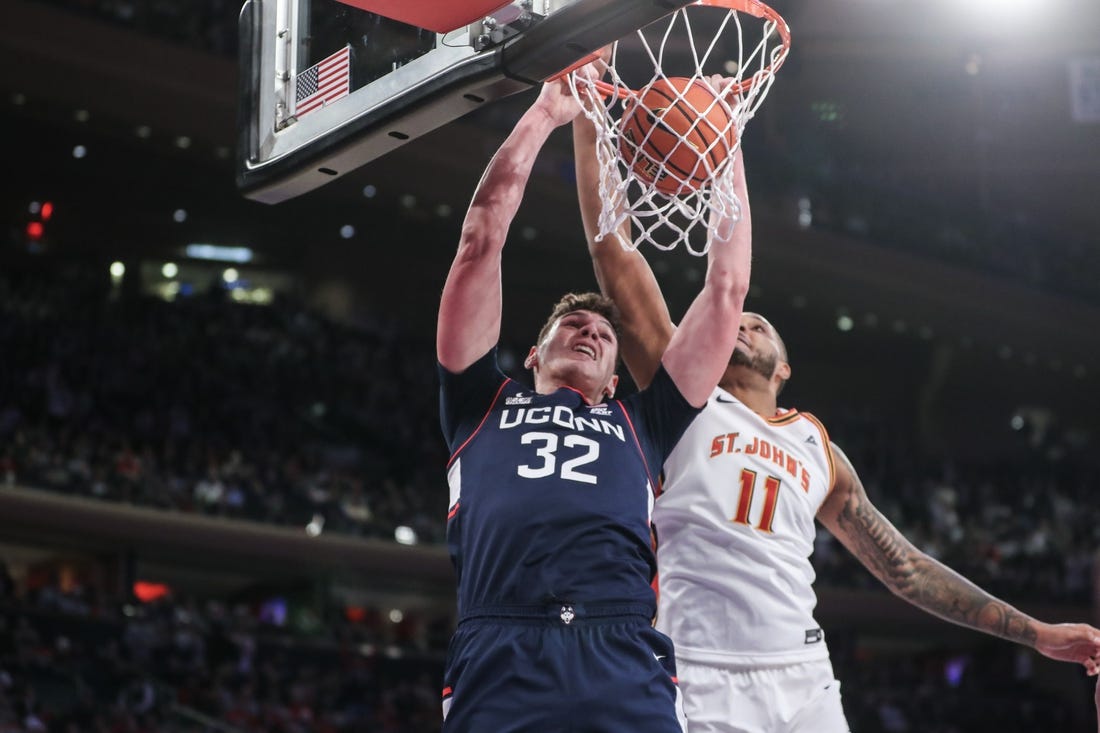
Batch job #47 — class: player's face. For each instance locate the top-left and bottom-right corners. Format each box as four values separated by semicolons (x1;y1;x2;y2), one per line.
731;312;784;380
534;310;619;398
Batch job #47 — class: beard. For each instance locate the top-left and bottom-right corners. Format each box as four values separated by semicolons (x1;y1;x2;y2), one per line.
730;347;777;381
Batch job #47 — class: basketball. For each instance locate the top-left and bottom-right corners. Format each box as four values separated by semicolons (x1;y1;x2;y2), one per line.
619;76;734;196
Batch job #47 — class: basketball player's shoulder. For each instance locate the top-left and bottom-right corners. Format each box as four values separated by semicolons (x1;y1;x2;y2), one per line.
780;407;837;486
769;406;832;452
775;405;829;432
794;409;831;440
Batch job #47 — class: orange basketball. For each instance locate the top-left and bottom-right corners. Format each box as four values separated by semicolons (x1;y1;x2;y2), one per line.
619;77;734;195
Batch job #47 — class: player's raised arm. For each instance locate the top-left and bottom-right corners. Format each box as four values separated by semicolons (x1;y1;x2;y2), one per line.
1095;676;1099;730
658;151;752;407
437;76;583;373
574;112;674;390
818;442;1100;669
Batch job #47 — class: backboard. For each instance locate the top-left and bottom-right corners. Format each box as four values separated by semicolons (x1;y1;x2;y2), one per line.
237;0;696;204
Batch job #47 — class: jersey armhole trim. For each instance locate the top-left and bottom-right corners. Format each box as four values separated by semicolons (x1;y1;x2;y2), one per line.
446;378;511;468
615;398;657;497
801;411;837;496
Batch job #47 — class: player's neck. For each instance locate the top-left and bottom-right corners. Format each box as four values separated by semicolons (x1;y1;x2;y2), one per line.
719;370;779;417
534;374;604;405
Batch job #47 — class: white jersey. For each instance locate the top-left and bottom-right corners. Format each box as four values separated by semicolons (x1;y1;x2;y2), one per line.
654;386;836;668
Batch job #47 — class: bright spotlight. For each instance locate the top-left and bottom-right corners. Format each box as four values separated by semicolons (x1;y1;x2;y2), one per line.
394;526;418;546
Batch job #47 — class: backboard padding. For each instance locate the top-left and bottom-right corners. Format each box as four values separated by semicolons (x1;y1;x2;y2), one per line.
333;0;513;35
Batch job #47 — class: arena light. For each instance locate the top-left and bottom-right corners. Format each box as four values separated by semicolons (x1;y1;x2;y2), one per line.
185;243;253;263
959;0;1044;30
133;581;171;602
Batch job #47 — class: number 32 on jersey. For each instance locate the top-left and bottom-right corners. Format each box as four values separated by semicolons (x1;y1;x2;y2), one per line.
517;431;600;484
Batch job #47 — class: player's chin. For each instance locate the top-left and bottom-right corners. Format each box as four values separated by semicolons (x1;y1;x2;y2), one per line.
729;346;751;366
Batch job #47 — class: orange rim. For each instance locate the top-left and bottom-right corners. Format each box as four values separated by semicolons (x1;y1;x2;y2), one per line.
562;0;790;101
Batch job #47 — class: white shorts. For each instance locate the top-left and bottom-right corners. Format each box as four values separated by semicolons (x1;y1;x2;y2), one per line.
677;656;850;733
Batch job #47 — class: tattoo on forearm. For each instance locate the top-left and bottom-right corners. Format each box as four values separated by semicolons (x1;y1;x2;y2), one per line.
835;488;1037;646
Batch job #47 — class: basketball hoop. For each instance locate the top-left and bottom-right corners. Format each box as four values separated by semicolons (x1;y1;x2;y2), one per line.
568;0;790;256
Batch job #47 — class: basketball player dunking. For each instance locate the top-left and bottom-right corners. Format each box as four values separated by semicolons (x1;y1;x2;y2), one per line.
574;108;1100;733
436;66;755;731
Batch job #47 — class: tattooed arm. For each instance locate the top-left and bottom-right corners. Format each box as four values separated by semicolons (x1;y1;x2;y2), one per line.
817;442;1100;669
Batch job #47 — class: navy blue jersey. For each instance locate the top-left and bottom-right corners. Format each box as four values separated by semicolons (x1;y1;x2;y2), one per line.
439;348;701;617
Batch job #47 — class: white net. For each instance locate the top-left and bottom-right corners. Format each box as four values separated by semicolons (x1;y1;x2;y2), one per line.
568;0;790;256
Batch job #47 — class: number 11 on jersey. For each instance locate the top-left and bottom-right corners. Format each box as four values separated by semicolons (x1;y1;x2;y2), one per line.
733;469;781;533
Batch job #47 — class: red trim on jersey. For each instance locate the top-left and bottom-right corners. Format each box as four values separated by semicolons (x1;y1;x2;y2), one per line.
447;378;512;469
614;398;657;496
447;502;460;520
766;408;802;425
561;384;597;404
671;676;678;684
441;686;453;698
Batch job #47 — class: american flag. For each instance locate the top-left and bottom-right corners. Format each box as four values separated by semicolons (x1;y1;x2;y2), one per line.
295;45;351;118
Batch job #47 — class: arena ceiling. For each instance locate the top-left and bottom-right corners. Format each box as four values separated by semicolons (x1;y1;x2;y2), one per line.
4;0;1100;457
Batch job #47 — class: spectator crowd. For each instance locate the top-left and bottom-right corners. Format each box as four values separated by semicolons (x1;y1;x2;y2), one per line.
0;257;1097;731
2;260;1096;604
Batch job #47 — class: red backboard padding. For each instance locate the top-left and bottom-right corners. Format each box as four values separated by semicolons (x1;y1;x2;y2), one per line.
335;0;509;34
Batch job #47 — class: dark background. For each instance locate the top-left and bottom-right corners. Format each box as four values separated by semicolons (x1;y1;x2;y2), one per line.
6;0;1100;465
2;0;1100;730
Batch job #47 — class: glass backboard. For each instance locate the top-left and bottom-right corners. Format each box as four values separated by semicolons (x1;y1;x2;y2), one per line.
237;0;696;203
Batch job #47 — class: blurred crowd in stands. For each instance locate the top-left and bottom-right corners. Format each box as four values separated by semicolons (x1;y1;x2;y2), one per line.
0;561;445;732
0;244;1095;731
2;261;1097;604
0;260;447;547
1;561;1096;732
813;457;1100;606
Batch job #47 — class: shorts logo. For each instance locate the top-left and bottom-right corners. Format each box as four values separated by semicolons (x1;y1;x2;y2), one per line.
805;628;823;644
560;605;575;625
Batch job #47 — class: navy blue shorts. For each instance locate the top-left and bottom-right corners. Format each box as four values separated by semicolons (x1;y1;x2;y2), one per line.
441;603;685;733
